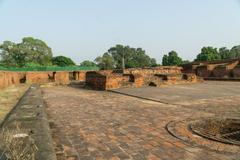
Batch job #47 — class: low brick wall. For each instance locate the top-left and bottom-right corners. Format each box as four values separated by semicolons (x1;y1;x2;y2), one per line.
86;67;199;90
55;72;70;84
77;71;87;82
212;66;231;78
0;85;57;160
233;66;240;78
183;59;240;79
26;72;51;84
0;71;21;89
124;67;182;75
86;72;107;90
196;66;211;77
0;71;89;89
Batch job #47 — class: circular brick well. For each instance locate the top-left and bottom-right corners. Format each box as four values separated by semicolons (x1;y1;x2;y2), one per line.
190;118;240;146
166;117;240;153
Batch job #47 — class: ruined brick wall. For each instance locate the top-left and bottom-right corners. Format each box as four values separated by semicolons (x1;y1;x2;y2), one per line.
183;73;199;82
55;72;70;85
77;71;87;82
233;66;240;78
124;67;182;75
209;61;238;78
196;66;211;77
0;71;21;89
0;70;87;89
227;61;239;70
105;74;125;90
86;67;199;90
183;59;240;78
212;66;230;78
98;67;183;90
133;74;144;87
26;72;51;84
86;72;107;90
25;71;70;85
124;67;183;85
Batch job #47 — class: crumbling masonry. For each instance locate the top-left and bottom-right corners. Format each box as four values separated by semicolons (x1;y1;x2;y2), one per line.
86;67;199;90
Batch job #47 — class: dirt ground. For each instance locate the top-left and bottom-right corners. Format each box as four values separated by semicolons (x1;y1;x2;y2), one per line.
42;81;240;160
0;85;29;124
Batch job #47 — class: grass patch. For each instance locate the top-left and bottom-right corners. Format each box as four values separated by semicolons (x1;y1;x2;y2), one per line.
0;125;37;160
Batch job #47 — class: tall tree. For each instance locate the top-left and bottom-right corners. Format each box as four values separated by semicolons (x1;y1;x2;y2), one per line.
95;53;115;70
52;56;75;66
219;47;231;60
108;45;130;69
0;37;53;67
229;45;240;59
162;51;183;66
0;41;25;66
195;47;221;61
106;44;156;69
19;37;52;65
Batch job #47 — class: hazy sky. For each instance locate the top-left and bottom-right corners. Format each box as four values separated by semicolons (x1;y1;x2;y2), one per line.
0;0;240;63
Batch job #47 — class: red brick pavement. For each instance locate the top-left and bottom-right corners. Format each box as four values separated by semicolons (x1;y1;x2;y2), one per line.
42;85;240;160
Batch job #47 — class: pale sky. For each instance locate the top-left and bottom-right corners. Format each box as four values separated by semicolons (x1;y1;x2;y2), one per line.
0;0;240;64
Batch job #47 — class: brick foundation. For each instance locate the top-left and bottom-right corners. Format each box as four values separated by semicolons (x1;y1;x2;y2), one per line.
86;67;199;90
0;71;21;89
183;59;240;79
212;66;231;78
0;70;88;89
233;66;240;78
26;72;51;84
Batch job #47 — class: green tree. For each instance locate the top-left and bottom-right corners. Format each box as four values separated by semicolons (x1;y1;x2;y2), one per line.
95;53;115;70
195;47;221;61
106;44;156;69
108;45;130;69
162;55;169;66
219;47;230;60
150;58;158;67
52;56;75;66
0;37;53;67
0;41;24;66
229;45;240;59
162;51;183;66
19;37;52;65
80;60;97;67
182;60;190;64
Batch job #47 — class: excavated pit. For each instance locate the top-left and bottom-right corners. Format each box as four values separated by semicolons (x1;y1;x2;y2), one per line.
189;118;240;146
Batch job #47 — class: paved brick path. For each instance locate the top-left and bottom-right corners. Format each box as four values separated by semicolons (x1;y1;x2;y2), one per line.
42;82;240;160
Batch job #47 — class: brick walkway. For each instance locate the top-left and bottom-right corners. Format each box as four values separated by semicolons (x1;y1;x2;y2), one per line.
42;82;240;160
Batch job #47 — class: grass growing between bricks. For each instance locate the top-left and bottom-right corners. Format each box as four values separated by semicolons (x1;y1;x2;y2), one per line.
0;126;38;160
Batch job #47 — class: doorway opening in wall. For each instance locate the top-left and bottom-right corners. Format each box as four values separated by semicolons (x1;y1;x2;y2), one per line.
11;77;14;84
48;72;56;82
182;74;188;80
229;71;234;78
129;75;135;82
149;82;157;87
20;76;26;83
69;72;77;81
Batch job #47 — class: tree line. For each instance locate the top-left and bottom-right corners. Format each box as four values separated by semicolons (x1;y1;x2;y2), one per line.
0;37;240;69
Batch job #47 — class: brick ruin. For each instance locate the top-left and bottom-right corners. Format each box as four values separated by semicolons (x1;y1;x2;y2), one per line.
86;67;199;90
182;59;240;79
0;71;87;89
0;67;201;90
